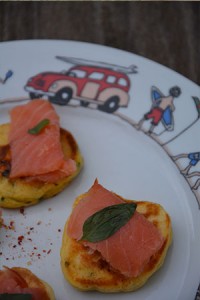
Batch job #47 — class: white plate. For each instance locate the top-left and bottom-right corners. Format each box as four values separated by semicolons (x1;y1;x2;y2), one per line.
0;40;200;300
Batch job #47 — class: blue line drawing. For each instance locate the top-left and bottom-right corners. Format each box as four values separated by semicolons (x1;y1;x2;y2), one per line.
0;70;13;84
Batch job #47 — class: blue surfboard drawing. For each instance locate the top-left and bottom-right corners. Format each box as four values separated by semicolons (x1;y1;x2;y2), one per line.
4;70;13;83
151;86;174;131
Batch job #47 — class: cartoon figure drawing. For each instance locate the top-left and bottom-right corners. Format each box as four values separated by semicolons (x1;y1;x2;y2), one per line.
136;86;181;134
173;152;200;175
162;97;200;146
173;151;200;192
0;70;13;84
24;56;137;113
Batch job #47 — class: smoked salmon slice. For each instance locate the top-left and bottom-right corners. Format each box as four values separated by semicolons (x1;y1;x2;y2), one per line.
67;180;164;278
8;99;76;182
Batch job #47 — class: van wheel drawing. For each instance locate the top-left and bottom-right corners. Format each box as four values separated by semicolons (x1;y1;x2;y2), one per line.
80;101;89;107
98;96;120;113
49;88;72;105
30;92;43;99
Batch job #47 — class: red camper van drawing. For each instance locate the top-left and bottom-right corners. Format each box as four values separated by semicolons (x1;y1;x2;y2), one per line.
25;56;137;113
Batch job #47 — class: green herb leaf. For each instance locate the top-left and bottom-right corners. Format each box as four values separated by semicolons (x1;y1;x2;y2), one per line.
0;294;32;300
80;202;137;242
28;119;50;135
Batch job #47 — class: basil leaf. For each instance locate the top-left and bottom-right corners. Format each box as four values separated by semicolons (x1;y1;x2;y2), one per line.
0;295;32;300
28;119;50;135
80;202;137;242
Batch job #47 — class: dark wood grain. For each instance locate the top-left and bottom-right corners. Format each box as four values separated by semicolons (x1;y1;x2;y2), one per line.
0;1;199;85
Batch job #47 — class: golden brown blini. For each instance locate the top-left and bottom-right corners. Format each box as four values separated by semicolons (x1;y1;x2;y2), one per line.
61;183;172;292
0;124;83;208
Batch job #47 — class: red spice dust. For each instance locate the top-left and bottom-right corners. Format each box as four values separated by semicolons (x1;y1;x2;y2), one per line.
8;221;15;230
1;208;54;263
19;208;25;215
17;235;24;245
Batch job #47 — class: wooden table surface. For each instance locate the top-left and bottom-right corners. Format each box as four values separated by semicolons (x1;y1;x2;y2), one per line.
0;1;199;85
